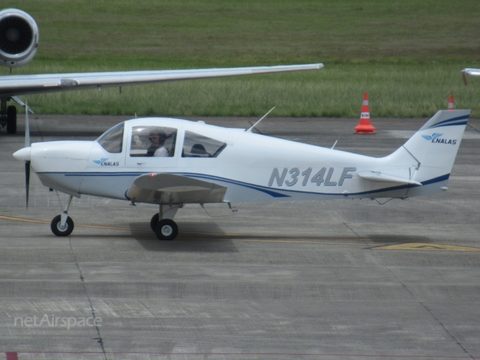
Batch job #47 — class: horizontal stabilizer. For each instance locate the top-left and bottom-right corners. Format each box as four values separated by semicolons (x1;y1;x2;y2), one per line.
358;171;422;186
126;173;226;204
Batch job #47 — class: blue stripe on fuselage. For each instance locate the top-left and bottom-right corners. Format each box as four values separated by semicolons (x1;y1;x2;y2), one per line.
36;171;449;198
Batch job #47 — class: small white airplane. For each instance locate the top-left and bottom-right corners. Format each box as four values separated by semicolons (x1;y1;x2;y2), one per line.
0;8;322;133
13;108;470;240
462;68;480;85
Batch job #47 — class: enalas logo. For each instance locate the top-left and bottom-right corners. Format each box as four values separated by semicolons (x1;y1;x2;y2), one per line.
93;158;119;166
422;133;457;145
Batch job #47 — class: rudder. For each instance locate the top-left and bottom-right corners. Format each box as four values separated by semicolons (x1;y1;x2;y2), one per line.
388;109;470;196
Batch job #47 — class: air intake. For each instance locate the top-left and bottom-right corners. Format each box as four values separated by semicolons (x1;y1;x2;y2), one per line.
0;15;33;54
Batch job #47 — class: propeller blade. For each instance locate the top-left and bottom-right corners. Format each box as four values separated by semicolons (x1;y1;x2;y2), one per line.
25;101;30;147
25;161;30;208
24;101;31;208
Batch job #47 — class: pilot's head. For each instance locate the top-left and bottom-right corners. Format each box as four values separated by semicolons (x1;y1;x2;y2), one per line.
149;129;167;144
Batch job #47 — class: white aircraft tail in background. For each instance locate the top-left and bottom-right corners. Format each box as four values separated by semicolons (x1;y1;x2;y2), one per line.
462;68;480;85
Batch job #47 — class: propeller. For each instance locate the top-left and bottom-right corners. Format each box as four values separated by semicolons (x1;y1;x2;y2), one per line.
24;101;31;208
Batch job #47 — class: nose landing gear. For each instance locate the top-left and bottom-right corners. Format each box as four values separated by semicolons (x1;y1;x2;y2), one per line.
51;214;74;236
50;195;74;237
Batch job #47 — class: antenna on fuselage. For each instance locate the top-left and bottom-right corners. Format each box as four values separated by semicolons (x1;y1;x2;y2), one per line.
245;106;275;133
331;119;353;150
331;123;352;150
331;130;346;150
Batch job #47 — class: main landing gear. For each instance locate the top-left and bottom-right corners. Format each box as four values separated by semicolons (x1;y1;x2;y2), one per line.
150;204;182;241
1;98;17;134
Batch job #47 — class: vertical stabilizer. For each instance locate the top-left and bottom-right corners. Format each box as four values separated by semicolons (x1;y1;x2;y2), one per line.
388;110;470;196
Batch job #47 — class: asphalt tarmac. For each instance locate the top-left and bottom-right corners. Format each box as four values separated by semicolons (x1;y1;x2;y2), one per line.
1;114;479;360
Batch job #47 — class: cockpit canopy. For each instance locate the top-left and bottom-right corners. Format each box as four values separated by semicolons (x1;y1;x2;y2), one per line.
97;120;227;158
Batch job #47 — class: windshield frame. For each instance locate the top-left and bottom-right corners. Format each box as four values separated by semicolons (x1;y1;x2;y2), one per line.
97;122;125;153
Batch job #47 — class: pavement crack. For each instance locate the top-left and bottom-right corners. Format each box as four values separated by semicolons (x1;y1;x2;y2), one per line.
334;211;369;246
467;123;480;133
69;237;108;360
371;250;474;360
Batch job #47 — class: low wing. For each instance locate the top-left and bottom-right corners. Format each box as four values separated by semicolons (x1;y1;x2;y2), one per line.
126;173;227;205
0;63;323;97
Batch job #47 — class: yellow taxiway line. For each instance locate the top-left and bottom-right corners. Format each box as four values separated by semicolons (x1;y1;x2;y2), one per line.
2;215;480;251
374;243;480;252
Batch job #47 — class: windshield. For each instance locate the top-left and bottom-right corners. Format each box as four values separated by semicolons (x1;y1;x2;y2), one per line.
97;122;124;153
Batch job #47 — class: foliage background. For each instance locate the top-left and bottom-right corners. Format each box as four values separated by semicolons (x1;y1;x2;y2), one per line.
2;0;480;117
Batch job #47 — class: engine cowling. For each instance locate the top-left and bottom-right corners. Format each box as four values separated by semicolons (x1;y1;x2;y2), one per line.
0;8;39;68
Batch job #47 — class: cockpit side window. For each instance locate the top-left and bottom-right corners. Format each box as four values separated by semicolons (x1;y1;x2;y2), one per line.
182;131;226;158
97;122;124;153
130;126;177;157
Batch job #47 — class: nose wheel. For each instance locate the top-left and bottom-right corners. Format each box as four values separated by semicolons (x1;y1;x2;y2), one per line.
51;214;74;236
50;195;75;237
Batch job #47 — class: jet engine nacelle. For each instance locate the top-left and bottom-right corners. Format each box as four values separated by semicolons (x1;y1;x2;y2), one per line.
0;9;39;69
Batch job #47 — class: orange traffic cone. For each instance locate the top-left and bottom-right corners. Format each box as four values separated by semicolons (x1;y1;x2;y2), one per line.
355;92;376;134
448;94;454;110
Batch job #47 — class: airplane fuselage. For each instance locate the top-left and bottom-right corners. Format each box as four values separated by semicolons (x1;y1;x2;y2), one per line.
14;110;469;240
26;117;450;204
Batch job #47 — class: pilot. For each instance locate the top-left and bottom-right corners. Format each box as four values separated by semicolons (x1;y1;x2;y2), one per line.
147;129;169;157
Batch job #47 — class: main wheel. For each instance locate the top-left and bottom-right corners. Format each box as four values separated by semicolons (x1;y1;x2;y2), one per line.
150;213;160;231
154;219;178;241
6;105;17;134
51;214;74;236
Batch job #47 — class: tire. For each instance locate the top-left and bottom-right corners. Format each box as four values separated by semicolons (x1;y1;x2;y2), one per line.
154;219;178;241
150;213;160;231
6;105;17;134
51;214;74;237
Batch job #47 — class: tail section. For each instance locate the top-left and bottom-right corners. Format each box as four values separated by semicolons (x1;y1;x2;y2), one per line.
388;109;470;196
